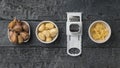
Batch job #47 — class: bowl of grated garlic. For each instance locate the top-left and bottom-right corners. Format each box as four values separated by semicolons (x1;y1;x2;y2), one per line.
88;20;111;43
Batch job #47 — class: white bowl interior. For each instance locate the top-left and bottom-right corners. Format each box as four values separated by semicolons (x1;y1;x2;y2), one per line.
88;20;111;43
36;21;59;44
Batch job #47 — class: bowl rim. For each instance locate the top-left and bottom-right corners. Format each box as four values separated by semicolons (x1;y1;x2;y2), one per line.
8;21;30;43
35;21;59;44
88;20;111;43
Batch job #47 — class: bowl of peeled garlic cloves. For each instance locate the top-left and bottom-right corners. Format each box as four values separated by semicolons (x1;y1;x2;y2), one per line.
36;21;59;44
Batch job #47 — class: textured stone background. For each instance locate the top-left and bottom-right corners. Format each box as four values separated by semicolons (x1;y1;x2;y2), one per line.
0;0;120;68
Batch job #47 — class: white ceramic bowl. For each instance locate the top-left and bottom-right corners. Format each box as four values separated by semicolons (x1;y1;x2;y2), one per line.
88;20;111;43
36;21;59;44
8;21;30;43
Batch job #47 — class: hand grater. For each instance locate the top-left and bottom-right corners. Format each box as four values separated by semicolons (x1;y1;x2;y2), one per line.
66;12;82;56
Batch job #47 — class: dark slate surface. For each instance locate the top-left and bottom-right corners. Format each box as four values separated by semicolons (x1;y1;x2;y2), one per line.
0;0;120;68
0;47;120;68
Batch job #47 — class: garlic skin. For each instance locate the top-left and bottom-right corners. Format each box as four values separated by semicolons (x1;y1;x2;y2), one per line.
13;23;22;32
22;23;29;32
9;31;14;38
20;32;29;41
18;35;24;44
10;31;18;44
8;18;17;30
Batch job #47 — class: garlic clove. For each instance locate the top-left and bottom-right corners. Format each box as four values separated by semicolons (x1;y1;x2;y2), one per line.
38;24;45;32
18;35;24;44
10;31;18;44
49;28;58;37
42;30;50;38
20;32;29;41
45;23;54;29
38;33;45;41
46;37;52;42
22;23;29;32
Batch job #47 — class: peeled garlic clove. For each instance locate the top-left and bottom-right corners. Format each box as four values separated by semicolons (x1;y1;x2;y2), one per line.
49;28;58;37
46;37;52;42
20;32;29;41
22;23;29;32
42;30;50;37
38;33;45;41
38;24;45;32
45;23;54;29
50;33;57;38
18;35;24;44
10;32;18;44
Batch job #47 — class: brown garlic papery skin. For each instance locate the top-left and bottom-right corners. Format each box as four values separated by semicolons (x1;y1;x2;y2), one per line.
22;23;29;32
10;31;18;44
18;35;24;44
8;21;16;30
20;32;29;41
13;22;22;32
9;31;14;38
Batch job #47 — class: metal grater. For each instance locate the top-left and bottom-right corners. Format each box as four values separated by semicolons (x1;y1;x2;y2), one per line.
66;12;82;56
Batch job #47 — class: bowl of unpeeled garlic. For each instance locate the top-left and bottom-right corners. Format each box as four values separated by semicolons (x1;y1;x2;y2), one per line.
8;18;30;44
36;21;59;44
